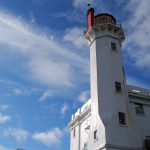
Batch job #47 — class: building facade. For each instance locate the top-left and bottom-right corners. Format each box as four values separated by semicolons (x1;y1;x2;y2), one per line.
68;8;150;150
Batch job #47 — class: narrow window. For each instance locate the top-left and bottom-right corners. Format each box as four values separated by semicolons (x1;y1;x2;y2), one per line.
135;103;144;115
118;112;126;125
94;130;97;140
83;142;88;150
115;81;122;93
73;128;76;137
111;42;117;51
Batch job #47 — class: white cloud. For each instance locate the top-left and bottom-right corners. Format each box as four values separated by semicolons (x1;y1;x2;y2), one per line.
124;0;150;72
64;27;87;49
12;87;36;96
60;104;69;115
0;10;89;89
0;79;20;87
0;145;7;150
38;90;53;101
32;128;63;146
13;88;23;95
3;128;29;141
0;145;13;150
29;11;36;23
78;90;90;103
28;57;73;87
0;104;10;111
0;113;11;124
63;126;70;135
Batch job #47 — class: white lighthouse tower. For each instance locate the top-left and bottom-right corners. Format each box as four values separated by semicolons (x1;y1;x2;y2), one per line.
69;7;150;150
84;7;139;150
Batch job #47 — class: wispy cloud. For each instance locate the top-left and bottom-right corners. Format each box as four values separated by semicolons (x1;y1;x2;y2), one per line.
13;88;23;95
32;128;64;147
0;113;11;124
9;87;37;96
3;128;29;142
0;144;13;150
60;104;69;116
124;0;150;72
0;104;10;111
29;11;36;23
38;90;53;101
28;57;73;87
78;90;90;103
64;27;87;49
0;9;89;90
0;79;20;87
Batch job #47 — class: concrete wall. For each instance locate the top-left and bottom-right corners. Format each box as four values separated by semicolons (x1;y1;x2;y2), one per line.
70;124;80;150
69;100;92;150
80;116;91;150
70;115;92;150
69;85;150;150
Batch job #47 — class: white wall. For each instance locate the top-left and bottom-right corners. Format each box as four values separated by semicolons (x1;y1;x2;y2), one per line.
70;13;150;150
70;124;80;150
85;23;141;149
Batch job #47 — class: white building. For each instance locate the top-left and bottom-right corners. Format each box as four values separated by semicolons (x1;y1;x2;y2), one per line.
68;8;150;150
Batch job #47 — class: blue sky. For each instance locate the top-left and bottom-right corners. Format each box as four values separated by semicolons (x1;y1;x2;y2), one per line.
0;0;150;150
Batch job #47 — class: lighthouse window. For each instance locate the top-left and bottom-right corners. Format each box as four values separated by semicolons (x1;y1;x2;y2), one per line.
94;130;98;141
118;112;126;125
115;81;122;93
111;42;117;51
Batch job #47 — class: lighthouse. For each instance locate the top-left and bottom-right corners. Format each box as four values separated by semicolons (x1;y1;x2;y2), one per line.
69;7;150;150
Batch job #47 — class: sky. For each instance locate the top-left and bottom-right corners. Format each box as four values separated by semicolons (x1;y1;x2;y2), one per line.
0;0;150;150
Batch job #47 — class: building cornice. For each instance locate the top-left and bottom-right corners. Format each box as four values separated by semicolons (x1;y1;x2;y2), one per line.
84;23;125;45
68;105;91;129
